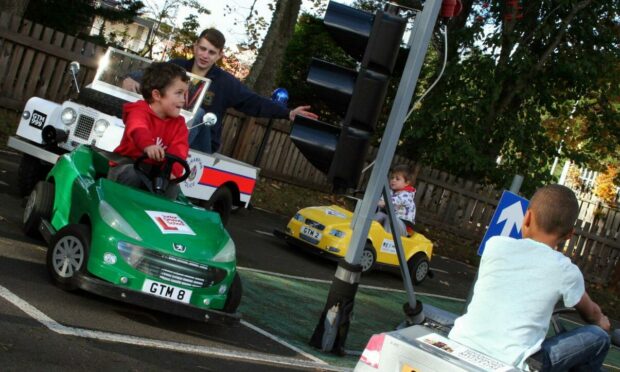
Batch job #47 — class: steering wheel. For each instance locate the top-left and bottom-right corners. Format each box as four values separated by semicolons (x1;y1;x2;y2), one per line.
133;153;191;195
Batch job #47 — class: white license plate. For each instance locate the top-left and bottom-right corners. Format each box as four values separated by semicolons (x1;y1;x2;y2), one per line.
141;279;192;304
301;226;322;240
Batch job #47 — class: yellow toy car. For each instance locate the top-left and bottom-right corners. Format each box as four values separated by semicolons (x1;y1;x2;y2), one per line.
275;205;433;284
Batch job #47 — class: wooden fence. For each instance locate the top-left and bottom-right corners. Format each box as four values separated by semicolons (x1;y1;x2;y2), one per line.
0;12;105;111
1;11;618;286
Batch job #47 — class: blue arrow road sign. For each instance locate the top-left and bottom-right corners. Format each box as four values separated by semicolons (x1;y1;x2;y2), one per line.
478;191;529;256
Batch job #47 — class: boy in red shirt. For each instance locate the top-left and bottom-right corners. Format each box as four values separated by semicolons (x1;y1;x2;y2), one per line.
108;62;190;199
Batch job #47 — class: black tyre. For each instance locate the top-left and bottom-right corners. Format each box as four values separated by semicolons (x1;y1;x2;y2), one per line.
47;224;90;291
23;181;55;238
202;187;233;226
76;87;127;118
18;154;51;197
408;253;430;285
223;272;242;313
360;243;377;273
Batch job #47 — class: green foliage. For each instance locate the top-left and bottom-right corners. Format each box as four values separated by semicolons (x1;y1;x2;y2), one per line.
399;0;620;194
278;1;619;195
139;0;209;58
276;13;357;123
167;14;200;59
25;0;143;42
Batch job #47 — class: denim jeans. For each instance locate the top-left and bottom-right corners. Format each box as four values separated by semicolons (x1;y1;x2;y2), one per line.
536;325;610;371
187;107;213;154
108;163;180;200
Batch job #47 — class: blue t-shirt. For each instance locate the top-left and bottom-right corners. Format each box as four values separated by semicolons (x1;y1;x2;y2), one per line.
449;236;584;368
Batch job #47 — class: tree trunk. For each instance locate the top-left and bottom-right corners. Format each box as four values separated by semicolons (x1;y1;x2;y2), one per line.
0;0;29;16
245;0;302;96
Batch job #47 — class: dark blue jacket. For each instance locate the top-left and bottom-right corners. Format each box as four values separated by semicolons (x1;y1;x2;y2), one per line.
169;58;290;152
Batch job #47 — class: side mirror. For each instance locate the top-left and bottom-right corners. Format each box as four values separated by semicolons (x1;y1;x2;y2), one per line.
203;112;217;127
69;61;80;75
68;61;81;94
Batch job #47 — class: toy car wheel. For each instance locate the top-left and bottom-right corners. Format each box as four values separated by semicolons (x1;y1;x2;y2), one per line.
47;224;90;291
23;181;55;238
223;272;243;313
18;154;51;197
203;187;233;226
408;253;430;285
360;243;376;273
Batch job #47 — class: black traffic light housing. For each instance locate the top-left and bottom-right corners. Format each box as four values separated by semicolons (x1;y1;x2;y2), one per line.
290;1;407;193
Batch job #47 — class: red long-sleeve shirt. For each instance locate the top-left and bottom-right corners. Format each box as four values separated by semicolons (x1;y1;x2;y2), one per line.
113;100;189;177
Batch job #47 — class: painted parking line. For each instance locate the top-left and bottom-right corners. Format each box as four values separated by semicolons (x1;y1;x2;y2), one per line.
237;266;465;302
254;229;275;237
0;285;346;371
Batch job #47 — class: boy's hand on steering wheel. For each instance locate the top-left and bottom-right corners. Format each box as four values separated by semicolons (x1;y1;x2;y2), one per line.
144;144;165;162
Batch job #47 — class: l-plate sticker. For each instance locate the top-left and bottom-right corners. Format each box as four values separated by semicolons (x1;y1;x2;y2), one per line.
146;211;196;235
29;110;47;129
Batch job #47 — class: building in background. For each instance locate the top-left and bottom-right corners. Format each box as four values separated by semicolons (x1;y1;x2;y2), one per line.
90;0;170;59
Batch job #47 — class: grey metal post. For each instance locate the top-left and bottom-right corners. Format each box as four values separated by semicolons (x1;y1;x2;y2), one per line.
509;174;523;194
382;182;419;313
311;0;444;352
345;0;443;266
345;1;443;275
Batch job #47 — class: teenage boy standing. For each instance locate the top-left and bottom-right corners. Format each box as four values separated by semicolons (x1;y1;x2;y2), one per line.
123;28;318;154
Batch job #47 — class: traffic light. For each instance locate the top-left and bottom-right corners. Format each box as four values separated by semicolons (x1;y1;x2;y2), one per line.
291;1;407;192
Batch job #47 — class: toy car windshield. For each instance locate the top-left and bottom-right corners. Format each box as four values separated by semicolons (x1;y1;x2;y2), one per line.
89;48;211;123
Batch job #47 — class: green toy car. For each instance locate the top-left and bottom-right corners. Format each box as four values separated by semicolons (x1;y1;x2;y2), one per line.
23;145;241;322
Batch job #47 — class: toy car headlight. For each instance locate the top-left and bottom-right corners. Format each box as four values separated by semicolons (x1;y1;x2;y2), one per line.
117;241;146;267
61;107;77;125
212;238;235;263
329;229;345;238
99;200;142;241
93;119;109;136
22;111;31;120
293;213;304;222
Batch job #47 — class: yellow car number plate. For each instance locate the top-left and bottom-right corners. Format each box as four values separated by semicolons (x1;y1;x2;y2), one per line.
301;225;322;241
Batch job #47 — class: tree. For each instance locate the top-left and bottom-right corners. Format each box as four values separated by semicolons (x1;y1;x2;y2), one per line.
139;0;209;58
399;0;620;193
595;166;619;207
166;14;200;59
24;0;143;41
276;13;357;120
242;0;302;96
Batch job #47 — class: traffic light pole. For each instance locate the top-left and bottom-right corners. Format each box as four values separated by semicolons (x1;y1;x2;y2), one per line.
310;0;445;354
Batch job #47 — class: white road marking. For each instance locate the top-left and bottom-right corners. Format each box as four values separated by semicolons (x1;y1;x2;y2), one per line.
237;266;466;302
0;285;345;371
241;320;326;364
254;229;275;237
431;267;449;274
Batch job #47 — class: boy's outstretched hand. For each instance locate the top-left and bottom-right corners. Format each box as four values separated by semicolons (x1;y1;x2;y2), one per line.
144;144;165;162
